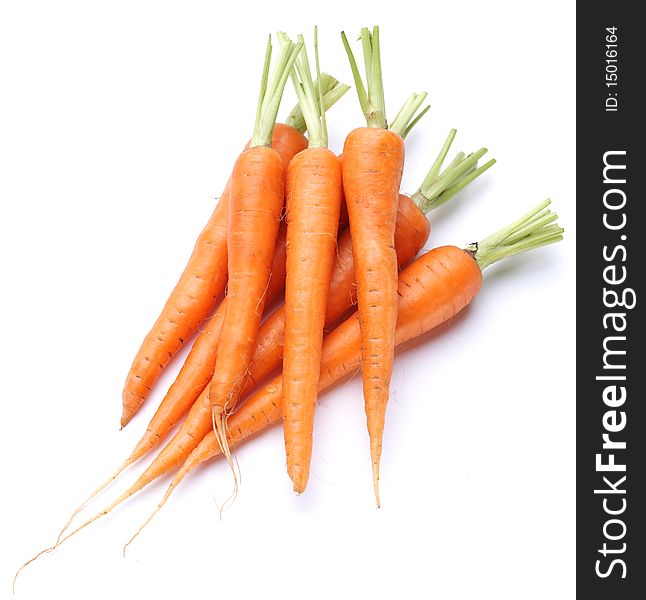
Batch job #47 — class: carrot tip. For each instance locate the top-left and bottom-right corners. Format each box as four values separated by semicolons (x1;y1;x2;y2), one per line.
120;410;132;428
212;411;240;514
371;459;381;508
55;456;135;544
292;482;305;495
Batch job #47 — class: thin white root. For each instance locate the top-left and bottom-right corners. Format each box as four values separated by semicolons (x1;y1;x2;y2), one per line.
15;504;111;591
56;457;134;543
212;409;240;518
14;487;135;591
370;447;381;509
123;493;167;556
122;461;195;556
372;463;381;509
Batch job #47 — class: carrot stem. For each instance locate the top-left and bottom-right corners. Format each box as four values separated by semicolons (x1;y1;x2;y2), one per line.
284;74;350;133
419;149;490;210
366;27;386;128
389;92;429;138
400;104;430;139
423;128;457;182
282;30;328;148
411;130;496;214
341;26;390;129
340;31;368;116
472;199;564;269
314;27;327;144
430;158;496;210
251;35;303;147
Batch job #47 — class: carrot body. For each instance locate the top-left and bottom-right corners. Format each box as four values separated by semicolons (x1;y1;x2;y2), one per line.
342;127;405;501
121;124;307;427
129;226;288;462
283;147;343;492
128;194;430;488
129;170;347;462
209;145;285;436
249;193;429;392
180;246;482;481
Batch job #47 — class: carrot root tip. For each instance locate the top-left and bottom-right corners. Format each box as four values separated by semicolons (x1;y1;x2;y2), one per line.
55;457;135;543
212;411;240;516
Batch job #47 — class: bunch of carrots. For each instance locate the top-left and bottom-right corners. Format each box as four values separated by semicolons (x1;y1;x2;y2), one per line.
16;26;563;580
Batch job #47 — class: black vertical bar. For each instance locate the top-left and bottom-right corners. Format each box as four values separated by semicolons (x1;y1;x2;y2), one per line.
577;3;644;598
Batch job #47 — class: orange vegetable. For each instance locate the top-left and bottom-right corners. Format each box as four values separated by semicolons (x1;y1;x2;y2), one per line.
121;135;492;509
120;126;306;428
138;200;562;528
119;71;349;428
341;26;428;504
280;31;344;492
126;76;350;461
72;136;493;524
208;36;302;480
25;199;558;565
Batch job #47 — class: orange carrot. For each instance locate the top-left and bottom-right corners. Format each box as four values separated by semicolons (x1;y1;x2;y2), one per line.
123;135;492;502
51;66;354;554
119;72;349;428
279;31;344;492
123;200;563;533
126;77;350;462
120;128;303;429
15;155;508;574
53;132;301;544
208;36;302;481
94;136;492;517
16;200;561;572
130;225;287;463
341;26;429;504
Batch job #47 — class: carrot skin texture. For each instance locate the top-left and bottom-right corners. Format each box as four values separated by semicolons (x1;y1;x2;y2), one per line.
129;226;288;462
121;124;306;427
209;145;285;421
342;127;405;498
121;193;227;428
186;246;483;474
249;193;429;393
283;147;343;492
131;159;344;457
135;194;430;483
67;248;480;548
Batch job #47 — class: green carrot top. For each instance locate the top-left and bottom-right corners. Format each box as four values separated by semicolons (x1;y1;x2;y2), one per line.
284;73;350;134
251;35;303;148
280;28;341;148
411;129;496;214
341;26;428;137
469;199;565;270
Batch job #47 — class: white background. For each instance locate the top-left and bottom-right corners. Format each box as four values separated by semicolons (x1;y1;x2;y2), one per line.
1;1;576;598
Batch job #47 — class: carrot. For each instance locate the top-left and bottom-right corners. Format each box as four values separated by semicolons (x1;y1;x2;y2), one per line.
129;77;350;464
248;140;494;391
278;31;344;493
124;133;492;502
120;125;304;429
141;133;490;491
88;135;493;519
50;63;352;554
122;199;563;536
124;83;351;458
14;149;504;575
119;68;348;428
341;26;430;504
208;35;302;487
